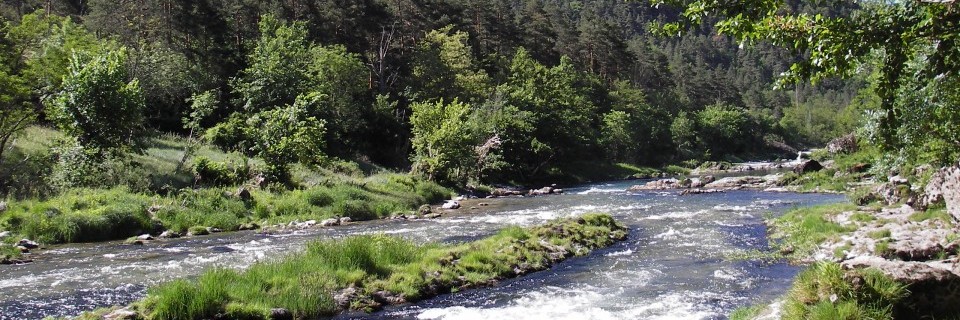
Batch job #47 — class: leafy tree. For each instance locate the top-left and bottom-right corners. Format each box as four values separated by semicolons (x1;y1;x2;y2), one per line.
0;24;31;167
409;26;491;103
600;110;634;162
409;98;475;183
245;94;327;181
7;10;103;98
49;48;146;151
696;103;752;157
232;15;311;111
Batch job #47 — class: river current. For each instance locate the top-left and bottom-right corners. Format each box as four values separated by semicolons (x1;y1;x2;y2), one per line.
0;179;844;319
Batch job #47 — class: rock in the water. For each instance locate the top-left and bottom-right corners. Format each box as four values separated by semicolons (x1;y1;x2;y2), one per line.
158;230;181;239
418;204;433;215
102;307;139;320
679;188;725;196
372;290;406;304
238;222;259;231
529;186;554;195
129;240;144;246
628;178;680;191
270;308;293;320
793;159;823;174
441;201;461;210
136;234;154;241
423;213;442;219
17;239;39;249
205;227;222;233
553;188;563;194
827;133;858;154
338;217;352;224
16;245;29;253
321;218;340;227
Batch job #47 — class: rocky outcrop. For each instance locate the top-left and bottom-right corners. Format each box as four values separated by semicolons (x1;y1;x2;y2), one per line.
843;256;960;317
915;164;960;220
628;174;782;192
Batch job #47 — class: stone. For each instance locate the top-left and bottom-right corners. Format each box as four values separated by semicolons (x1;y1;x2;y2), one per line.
136;234;154;241
235;187;252;201
339;217;353;224
827;133;858;154
205;227;222;233
17;239;39;249
371;290;406;305
102;307;139;320
0;201;7;213
849;162;871;173
553;188;563;194
16;246;29;253
628;178;680;191
918;165;960;220
158;230;181;239
302;220;317;227
418;204;433;215
529;186;554;195
441;201;461;210
334;287;359;309
843;256;960;316
270;308;293;320
238;222;259;231
0;231;10;240
321;218;340;227
129;240;144;246
793;159;823;174
424;213;442;219
479;202;489;206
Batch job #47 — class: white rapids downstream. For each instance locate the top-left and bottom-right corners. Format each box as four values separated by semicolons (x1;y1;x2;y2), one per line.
0;179;844;319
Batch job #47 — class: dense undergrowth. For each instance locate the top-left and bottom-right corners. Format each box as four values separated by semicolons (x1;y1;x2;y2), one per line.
85;214;627;320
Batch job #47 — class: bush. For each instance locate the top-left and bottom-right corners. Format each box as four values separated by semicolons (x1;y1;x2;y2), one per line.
155;188;249;232
193;156;255;187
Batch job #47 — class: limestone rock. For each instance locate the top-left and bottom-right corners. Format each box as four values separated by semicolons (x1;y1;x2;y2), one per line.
338;217;352;224
827;133;858;154
17;239;39;249
423;213;442;219
441;201;461;210
320;218;340;227
102;307;140;320
158;230;181;239
136;234;154;241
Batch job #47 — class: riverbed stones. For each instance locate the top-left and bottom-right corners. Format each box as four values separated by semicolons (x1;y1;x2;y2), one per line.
158;230;181;239
102;307;139;320
441;201;461;209
339;217;352;224
270;308;293;320
320;218;340;227
423;213;442;219
17;239;39;249
136;234;154;241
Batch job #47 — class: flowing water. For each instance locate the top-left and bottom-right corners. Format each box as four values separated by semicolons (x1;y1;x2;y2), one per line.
0;180;844;320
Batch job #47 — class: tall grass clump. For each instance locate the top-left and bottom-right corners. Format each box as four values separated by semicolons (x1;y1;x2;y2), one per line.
781;262;907;320
154;188;250;232
0;187;156;243
141;214;627;319
769;203;857;258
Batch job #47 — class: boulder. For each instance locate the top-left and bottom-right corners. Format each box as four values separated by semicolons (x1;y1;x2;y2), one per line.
17;239;39;249
918;165;960;220
529;187;554;195
553;188;564;194
441;201;461;210
16;245;29;253
334;287;359;309
158;230;181;239
793;159;823;174
320;218;340;227
102;307;139;320
827;133;858;154
235;187;252;201
875;182;912;206
270;308;293;320
418;204;433;215
843;256;960;316
338;217;352;224
136;234;154;241
628;178;680;191
238;222;259;231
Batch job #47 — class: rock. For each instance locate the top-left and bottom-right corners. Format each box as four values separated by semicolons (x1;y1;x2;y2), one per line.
889;175;909;185
16;245;29;253
628;178;680;191
0;201;7;213
529;186;554;195
0;231;10;240
269;308;293;320
917;164;960;220
441;201;461;210
679;188;725;196
205;227;222;233
703;176;766;189
235;187;252;201
302;220;317;227
17;239;39;249
320;218;340;227
843;256;960;316
875;182;912;206
238;222;259;231
849;162;871;173
491;188;524;197
158;230;181;239
129;240;144;246
423;213;442;219
136;234;154;241
334;287;359;309
793;159;823;174
553;188;563;194
338;217;352;224
478;202;489;206
372;290;406;305
827;133;858;154
418;204;433;215
102;307;139;320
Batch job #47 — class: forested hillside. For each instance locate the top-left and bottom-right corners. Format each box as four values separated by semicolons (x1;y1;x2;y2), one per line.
0;0;862;191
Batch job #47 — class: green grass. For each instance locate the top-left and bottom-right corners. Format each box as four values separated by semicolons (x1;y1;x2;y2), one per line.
908;208;954;226
868;229;891;239
769;203;858;259
849;212;876;223
138;214;628;319
781;262;907;320
729;304;765;320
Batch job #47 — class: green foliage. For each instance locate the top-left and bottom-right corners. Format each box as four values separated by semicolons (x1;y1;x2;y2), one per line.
192;156;253;187
245;96;326;181
141;214;627;319
781;262;906;320
232;15;312;111
49;48;145;151
769;203;857;258
0;187;155;243
410;26;491;102
409;98;475;183
47;140;151;192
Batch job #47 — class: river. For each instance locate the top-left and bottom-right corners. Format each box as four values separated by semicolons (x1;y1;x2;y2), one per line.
0;179;844;319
